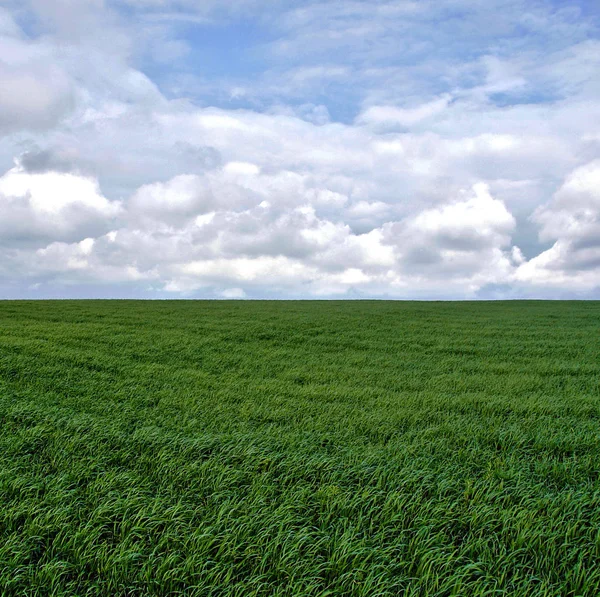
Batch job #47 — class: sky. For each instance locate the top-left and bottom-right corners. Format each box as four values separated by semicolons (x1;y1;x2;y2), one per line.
0;0;599;299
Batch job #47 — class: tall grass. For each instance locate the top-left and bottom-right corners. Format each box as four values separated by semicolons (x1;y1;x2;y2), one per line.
0;300;599;595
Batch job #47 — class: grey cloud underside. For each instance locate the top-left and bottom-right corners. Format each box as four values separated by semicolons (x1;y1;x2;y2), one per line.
0;1;599;298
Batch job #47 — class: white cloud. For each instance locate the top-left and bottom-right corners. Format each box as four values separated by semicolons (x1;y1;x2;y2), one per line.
0;175;523;297
129;174;213;224
0;165;121;246
0;64;74;134
357;96;451;129
381;184;517;291
220;287;246;298
0;167;118;216
534;160;600;242
0;9;75;134
0;0;598;298
515;161;600;292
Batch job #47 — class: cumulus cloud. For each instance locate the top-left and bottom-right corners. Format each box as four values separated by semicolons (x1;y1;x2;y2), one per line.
0;8;75;134
0;64;74;134
0;0;599;298
0;164;121;246
0;173;522;298
370;183;519;296
515;161;600;292
128;175;215;225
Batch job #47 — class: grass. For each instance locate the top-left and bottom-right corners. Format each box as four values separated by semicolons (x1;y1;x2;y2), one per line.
0;300;599;596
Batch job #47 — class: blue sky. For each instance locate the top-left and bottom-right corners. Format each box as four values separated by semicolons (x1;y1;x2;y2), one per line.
0;0;599;298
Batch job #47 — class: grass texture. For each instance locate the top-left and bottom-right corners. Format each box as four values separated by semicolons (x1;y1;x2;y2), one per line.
0;300;599;596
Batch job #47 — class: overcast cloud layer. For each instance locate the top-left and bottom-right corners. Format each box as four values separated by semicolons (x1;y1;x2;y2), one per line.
0;0;599;299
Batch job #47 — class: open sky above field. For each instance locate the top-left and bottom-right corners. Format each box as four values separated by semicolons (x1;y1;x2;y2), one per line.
0;0;599;299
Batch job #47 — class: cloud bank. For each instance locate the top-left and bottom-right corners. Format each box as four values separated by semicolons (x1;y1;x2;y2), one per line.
0;0;599;298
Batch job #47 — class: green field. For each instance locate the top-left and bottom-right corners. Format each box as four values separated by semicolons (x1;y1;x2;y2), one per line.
0;301;599;596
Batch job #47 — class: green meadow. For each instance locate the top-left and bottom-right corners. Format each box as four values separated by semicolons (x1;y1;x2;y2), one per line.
0;300;599;596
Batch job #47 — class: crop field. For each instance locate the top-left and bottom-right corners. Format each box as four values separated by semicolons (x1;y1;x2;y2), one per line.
0;300;599;596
